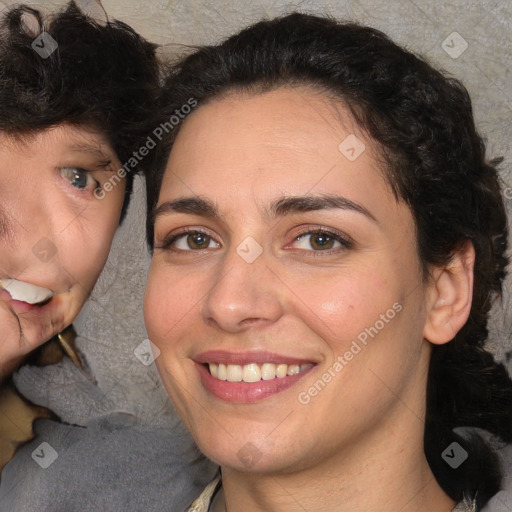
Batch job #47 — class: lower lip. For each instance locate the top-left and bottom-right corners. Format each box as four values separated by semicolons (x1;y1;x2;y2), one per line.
10;297;55;314
196;362;314;403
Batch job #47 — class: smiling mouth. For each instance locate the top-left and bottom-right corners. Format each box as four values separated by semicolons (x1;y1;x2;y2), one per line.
207;362;315;383
0;278;55;305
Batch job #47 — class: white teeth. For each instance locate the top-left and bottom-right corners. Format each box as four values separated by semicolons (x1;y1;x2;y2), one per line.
226;364;242;382
287;364;300;376
209;363;218;378
217;364;227;381
208;362;313;383
276;364;288;378
242;363;261;383
0;278;54;305
261;363;276;380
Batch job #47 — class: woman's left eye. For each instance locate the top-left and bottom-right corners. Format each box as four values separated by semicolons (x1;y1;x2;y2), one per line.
171;231;220;251
292;231;349;251
60;167;98;191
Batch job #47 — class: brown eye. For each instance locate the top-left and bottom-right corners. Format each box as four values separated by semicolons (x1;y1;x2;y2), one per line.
293;231;345;251
187;232;211;250
309;233;335;250
164;230;220;251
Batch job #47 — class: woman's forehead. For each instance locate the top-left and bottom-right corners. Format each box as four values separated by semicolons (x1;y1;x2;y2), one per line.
162;88;388;202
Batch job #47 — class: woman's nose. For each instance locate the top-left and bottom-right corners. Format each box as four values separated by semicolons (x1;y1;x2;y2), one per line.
201;241;285;334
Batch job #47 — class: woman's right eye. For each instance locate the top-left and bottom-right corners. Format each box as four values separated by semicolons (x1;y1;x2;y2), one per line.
60;167;98;191
164;231;220;251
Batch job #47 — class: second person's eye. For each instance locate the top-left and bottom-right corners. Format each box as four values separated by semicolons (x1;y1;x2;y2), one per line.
60;167;98;191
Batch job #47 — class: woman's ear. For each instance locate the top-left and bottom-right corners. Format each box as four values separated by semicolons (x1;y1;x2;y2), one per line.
423;241;475;345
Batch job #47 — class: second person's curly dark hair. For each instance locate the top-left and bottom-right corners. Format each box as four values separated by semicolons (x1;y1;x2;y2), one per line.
0;1;159;216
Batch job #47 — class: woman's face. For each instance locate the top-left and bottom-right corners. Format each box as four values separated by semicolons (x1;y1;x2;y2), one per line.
145;87;435;473
0;124;125;364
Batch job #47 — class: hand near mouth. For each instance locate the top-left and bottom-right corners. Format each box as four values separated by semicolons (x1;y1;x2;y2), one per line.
0;280;59;379
0;296;27;379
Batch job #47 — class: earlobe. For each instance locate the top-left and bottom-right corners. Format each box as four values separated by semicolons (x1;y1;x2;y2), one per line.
423;241;475;345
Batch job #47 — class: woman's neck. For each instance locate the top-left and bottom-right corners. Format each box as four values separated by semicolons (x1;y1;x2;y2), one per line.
220;410;455;512
221;457;454;512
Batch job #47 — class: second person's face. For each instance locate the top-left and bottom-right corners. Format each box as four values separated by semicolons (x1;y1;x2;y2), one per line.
0;124;125;366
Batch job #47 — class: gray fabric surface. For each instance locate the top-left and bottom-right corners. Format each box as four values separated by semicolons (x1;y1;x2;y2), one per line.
485;491;512;512
0;416;216;512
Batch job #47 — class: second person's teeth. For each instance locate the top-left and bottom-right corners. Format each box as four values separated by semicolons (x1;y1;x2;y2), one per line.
0;278;54;304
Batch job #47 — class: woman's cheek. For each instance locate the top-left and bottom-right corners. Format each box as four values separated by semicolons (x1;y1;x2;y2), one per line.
291;271;392;339
145;264;188;341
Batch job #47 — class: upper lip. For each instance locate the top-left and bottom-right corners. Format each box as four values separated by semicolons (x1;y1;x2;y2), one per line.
194;350;316;366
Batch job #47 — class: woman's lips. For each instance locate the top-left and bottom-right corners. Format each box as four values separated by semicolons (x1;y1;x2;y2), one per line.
195;351;316;403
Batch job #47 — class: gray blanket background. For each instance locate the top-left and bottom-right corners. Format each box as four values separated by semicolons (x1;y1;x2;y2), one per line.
0;0;511;511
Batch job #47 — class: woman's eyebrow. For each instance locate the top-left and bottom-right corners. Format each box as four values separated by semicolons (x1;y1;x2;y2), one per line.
152;194;377;224
152;197;219;223
268;194;378;223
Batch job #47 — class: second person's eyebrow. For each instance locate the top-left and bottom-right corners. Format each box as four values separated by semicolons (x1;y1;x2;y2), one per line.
68;143;114;167
152;194;376;224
